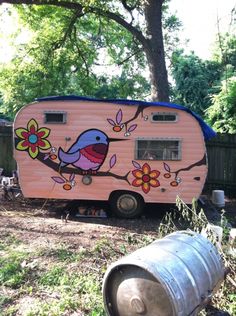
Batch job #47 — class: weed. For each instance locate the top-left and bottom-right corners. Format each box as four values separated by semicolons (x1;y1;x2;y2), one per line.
3;304;19;316
37;244;89;264
0;198;235;316
0;233;21;251
0;252;30;288
0;294;12;309
91;238;121;260
158;196;209;236
119;243;127;255
158;197;236;315
38;266;69;287
220;210;231;243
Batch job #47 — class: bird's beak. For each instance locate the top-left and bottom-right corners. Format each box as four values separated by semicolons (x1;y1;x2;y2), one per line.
109;137;127;142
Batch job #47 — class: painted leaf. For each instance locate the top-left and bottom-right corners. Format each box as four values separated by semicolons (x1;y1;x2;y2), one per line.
163;162;171;172
128;124;137;132
44;154;50;160
110;154;117;169
51;176;66;184
69;173;75;181
107;118;116;126
116;109;123;124
132;160;141;169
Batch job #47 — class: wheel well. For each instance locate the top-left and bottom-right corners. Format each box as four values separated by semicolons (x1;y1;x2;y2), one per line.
109;190;145;203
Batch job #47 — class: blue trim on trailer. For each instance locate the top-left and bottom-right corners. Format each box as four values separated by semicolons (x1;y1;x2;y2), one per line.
36;95;216;141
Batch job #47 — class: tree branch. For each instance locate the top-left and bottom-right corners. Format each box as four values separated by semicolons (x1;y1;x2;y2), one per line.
121;0;136;12
117;48;142;66
94;48;142;67
121;0;136;23
53;9;84;50
0;0;149;49
89;6;148;49
0;0;82;10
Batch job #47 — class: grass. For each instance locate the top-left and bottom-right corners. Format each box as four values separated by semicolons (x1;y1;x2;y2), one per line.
0;236;114;315
0;200;235;315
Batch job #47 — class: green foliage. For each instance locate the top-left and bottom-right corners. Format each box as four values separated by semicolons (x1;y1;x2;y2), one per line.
0;295;12;310
38;244;85;262
38;266;68;287
171;50;222;115
36;267;104;315
171;21;236;128
212;33;236;71
0;251;30;288
0;233;21;251
158;196;208;236
0;4;152;118
0;0;184;117
206;76;236;133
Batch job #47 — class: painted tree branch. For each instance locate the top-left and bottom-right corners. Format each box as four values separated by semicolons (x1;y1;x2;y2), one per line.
123;105;150;127
123;105;149;132
173;154;207;178
37;152;131;184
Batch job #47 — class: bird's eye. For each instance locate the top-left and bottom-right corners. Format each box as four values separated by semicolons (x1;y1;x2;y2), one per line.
96;136;100;141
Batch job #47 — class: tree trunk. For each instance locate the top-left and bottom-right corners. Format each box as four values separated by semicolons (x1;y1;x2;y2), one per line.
144;0;169;102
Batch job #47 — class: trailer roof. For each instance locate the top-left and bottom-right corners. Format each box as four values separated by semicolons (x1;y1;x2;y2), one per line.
36;95;216;141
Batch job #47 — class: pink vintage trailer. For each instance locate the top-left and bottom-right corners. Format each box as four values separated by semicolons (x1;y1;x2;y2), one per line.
13;96;215;218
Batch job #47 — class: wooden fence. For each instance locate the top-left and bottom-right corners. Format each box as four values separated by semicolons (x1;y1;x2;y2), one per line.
0;126;16;176
205;133;236;197
0;126;235;197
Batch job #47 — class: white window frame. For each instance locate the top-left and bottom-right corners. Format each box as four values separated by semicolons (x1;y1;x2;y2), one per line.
135;138;182;161
44;111;67;124
151;112;178;123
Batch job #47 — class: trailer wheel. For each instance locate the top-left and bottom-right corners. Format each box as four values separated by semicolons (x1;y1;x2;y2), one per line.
109;191;144;218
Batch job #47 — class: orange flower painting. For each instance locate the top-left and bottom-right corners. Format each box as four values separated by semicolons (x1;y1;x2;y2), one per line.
132;162;160;194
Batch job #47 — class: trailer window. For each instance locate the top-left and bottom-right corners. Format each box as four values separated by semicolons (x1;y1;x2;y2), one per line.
151;112;177;122
44;111;67;124
135;139;181;160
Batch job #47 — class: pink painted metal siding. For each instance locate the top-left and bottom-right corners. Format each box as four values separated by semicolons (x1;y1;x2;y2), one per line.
14;101;207;204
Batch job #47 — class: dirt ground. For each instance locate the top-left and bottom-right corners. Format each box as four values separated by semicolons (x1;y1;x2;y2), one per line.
0;198;165;251
0;196;235;316
0;195;235;251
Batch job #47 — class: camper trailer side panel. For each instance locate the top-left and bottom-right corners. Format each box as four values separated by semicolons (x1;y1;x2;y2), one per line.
14;101;207;204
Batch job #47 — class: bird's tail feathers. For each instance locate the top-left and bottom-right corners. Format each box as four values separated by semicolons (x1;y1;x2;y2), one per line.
58;147;81;164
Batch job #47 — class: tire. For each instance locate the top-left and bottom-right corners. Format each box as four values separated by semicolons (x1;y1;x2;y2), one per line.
109;191;144;218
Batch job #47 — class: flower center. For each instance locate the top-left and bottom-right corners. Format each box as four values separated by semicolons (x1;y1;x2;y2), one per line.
28;134;38;144
113;125;122;132
142;174;150;183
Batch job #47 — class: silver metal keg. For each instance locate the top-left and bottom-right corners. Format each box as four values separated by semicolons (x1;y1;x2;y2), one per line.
102;230;225;316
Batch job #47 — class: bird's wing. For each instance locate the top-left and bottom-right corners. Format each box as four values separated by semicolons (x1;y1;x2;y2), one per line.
58;147;81;164
67;141;81;154
80;144;107;164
